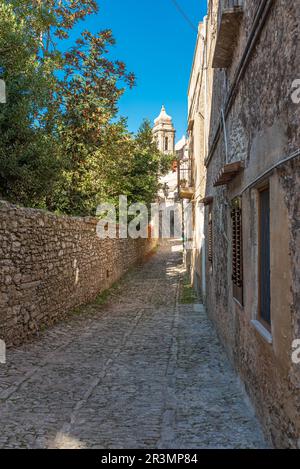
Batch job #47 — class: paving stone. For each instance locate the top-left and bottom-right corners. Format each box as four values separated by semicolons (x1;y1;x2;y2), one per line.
0;240;266;448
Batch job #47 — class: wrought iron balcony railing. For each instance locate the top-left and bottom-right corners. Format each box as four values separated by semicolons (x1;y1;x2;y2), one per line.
177;156;194;200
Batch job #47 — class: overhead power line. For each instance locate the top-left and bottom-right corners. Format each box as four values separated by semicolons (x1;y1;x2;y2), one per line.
170;0;198;33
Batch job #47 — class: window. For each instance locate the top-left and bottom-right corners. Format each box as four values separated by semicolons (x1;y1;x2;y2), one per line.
165;137;168;151
231;197;243;305
208;207;213;264
258;186;271;328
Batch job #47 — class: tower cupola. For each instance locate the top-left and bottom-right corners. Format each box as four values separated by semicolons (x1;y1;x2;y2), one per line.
153;105;176;155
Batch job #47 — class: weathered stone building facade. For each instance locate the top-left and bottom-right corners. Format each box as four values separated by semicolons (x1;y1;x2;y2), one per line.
183;21;208;297
0;201;156;347
184;0;300;448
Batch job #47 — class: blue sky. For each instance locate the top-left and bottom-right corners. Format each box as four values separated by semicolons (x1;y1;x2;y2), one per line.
70;0;207;141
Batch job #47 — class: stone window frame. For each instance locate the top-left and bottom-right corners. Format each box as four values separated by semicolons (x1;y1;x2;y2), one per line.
250;180;273;345
257;182;272;332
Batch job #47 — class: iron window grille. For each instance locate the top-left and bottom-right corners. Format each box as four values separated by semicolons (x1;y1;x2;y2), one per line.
231;197;243;305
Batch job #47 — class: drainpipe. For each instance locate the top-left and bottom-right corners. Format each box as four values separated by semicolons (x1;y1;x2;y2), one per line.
221;108;229;164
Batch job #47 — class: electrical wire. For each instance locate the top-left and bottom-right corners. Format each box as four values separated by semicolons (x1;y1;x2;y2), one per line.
170;0;198;33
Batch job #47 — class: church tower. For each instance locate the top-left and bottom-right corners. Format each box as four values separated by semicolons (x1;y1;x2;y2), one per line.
153;105;175;155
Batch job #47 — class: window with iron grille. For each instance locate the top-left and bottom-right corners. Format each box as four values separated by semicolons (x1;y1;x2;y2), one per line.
231;197;243;305
208;208;213;264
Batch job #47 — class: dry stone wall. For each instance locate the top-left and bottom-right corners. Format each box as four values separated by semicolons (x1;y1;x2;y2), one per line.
0;201;157;347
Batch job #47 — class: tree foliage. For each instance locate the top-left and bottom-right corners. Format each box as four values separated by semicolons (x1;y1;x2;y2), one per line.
0;1;172;215
0;1;59;207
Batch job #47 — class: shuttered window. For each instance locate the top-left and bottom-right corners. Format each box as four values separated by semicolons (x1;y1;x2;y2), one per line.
208;208;213;264
259;186;271;328
231;197;243;305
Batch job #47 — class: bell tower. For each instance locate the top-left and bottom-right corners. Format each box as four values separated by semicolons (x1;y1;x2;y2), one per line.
153;105;175;155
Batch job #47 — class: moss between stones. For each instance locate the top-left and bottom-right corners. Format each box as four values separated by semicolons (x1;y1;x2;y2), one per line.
180;273;198;304
93;281;120;306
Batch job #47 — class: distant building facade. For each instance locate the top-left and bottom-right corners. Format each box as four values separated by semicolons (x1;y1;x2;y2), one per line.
153;105;177;204
153;105;176;155
153;106;184;238
182;0;300;448
181;21;208;297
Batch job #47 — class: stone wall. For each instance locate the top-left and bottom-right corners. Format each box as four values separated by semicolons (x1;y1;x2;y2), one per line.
0;201;157;347
201;0;300;448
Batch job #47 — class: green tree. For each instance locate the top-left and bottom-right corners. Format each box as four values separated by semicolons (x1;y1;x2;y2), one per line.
0;1;134;210
0;1;60;207
49;28;135;215
0;1;172;216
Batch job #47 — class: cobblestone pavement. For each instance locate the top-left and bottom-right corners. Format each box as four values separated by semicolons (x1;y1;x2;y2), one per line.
0;240;267;449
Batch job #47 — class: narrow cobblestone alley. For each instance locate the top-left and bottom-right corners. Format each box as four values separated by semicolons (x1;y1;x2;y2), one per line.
0;241;266;449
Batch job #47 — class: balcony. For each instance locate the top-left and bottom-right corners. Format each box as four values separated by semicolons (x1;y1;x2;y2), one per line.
212;0;244;69
178;158;194;200
213;161;244;187
179;186;194;200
